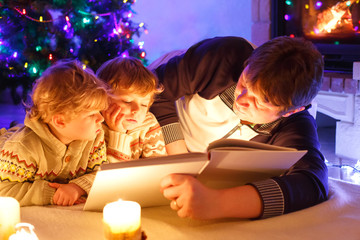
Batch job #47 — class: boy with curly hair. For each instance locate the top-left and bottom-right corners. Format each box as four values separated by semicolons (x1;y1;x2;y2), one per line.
0;60;109;206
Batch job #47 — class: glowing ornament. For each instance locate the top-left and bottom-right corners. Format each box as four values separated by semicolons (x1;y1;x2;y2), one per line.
9;223;39;240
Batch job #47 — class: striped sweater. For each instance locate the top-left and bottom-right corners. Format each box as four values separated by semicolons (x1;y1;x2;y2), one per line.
105;112;167;162
0;115;108;206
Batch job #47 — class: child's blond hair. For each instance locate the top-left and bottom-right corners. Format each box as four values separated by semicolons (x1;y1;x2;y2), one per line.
96;57;163;105
27;59;109;123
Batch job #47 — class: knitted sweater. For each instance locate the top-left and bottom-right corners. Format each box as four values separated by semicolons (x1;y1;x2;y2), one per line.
0;115;108;206
105;112;167;162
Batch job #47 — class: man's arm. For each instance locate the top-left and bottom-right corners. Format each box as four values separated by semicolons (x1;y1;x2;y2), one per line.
165;140;188;155
160;174;263;220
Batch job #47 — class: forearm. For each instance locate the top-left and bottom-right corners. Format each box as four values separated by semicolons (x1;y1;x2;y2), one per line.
69;172;97;195
106;130;132;162
165;140;188;155
0;180;55;206
215;185;262;219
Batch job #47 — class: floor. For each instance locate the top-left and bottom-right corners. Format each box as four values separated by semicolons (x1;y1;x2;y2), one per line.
0;90;359;185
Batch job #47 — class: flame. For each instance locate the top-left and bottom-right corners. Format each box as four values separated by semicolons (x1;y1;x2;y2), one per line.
314;0;357;34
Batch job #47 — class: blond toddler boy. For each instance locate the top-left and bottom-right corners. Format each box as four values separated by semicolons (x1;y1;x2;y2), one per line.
0;60;109;206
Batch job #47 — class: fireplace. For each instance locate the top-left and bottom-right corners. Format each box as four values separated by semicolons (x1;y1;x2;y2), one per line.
271;0;360;73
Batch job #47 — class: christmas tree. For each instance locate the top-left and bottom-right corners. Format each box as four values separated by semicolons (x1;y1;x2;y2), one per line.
0;0;148;104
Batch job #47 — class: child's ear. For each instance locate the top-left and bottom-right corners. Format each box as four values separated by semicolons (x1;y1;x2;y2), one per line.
282;106;305;118
51;114;66;128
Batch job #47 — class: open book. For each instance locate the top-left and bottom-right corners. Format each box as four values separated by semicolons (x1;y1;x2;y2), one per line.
83;139;307;211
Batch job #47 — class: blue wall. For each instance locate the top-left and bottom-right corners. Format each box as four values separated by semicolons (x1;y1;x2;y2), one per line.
132;0;252;63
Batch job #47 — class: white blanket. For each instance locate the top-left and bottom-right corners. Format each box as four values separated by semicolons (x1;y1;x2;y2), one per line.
20;177;360;240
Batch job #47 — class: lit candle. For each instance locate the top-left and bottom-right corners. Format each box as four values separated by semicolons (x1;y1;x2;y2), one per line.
103;200;141;240
0;197;20;240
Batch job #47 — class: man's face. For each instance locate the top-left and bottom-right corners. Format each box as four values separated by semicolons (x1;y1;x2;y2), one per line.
233;66;283;124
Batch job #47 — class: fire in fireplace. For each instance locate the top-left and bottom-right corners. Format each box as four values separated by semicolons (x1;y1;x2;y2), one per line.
271;0;360;73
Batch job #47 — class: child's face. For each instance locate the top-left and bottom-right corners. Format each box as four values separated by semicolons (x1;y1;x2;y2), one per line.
111;90;152;131
233;66;283;124
59;110;104;144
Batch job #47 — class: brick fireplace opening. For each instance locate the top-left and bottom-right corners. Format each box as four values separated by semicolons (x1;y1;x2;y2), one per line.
251;0;360;163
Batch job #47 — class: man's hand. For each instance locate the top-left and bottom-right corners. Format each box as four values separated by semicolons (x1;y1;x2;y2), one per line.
160;174;221;220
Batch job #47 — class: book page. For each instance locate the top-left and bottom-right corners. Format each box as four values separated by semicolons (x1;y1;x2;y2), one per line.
207;138;297;151
198;149;307;188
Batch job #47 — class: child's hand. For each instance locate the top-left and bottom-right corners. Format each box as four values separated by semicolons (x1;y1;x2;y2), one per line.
49;182;86;206
102;103;127;133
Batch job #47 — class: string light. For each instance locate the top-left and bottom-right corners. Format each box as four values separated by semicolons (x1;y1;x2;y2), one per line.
315;1;323;9
82;18;91;24
326;160;360;185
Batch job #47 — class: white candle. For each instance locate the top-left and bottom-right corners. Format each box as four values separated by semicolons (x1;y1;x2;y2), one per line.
103;199;141;240
0;197;20;240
